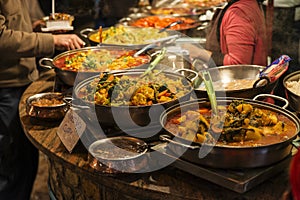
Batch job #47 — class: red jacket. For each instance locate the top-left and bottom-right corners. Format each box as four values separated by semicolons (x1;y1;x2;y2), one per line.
220;0;267;66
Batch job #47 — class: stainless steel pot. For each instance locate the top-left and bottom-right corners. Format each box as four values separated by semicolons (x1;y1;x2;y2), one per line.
73;69;196;129
80;26;176;47
159;96;300;169
119;16;203;35
39;46;152;86
26;92;69;121
193;65;278;99
283;70;300;113
88;136;148;173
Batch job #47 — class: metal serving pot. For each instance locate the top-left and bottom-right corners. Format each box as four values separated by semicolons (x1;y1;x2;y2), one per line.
159;96;300;169
26;92;69;121
119;16;203;35
73;69;196;129
39;46;152;86
194;65;278;99
88;136;148;173
283;70;300;113
80;26;176;47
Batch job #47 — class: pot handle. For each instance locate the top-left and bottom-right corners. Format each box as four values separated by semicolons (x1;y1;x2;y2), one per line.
63;97;90;110
175;68;199;82
38;58;54;70
159;134;200;150
80;28;95;38
118;17;132;24
196;22;209;31
253;94;289;109
292;139;300;150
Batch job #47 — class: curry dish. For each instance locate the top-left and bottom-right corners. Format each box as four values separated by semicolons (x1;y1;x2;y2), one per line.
53;49;150;72
164;100;297;147
130;16;197;30
77;72;191;106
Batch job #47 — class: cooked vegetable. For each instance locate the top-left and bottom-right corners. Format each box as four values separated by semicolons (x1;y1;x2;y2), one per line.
89;26;169;45
53;49;150;72
165;100;297;146
78;71;191;106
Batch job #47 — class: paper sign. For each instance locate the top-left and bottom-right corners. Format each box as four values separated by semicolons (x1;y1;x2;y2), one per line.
57;109;86;153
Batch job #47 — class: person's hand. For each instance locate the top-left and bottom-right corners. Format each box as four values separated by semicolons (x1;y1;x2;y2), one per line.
53;34;85;51
32;20;46;32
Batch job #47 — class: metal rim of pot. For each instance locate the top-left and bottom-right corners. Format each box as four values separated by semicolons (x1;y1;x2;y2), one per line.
88;136;148;173
38;46;153;86
72;68;197;128
119;16;203;32
79;26;179;47
188;65;279;99
159;95;300;169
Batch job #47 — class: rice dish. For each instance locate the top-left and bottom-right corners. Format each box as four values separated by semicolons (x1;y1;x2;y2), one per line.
286;79;300;96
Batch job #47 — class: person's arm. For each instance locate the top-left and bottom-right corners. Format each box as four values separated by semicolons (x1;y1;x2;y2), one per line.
220;8;256;65
0;14;85;58
0;13;54;58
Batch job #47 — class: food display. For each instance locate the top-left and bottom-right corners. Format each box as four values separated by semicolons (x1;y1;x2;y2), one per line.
52;49;150;72
164;99;297;147
48;13;74;21
77;71;191;106
88;26;168;45
129;16;198;31
42;13;74;32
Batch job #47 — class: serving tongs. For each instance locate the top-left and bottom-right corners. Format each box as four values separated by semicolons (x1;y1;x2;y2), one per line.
200;70;218;117
140;47;166;78
158;20;184;33
133;34;180;57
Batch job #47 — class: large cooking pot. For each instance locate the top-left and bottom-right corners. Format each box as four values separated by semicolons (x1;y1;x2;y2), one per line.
120;15;203;35
73;69;196;130
194;65;278;99
80;26;176;47
283;70;300;113
150;0;226;17
39;46;152;86
159;96;300;169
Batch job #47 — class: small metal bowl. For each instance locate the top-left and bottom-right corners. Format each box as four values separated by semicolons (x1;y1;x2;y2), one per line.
26;92;69;121
88;136;148;173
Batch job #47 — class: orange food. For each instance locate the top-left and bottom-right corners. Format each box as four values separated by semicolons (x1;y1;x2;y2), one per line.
130;16;197;30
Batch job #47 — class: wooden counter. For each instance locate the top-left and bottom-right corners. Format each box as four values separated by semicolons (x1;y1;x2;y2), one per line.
19;72;291;200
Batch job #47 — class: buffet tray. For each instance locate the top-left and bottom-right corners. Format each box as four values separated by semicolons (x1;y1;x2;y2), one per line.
152;142;292;194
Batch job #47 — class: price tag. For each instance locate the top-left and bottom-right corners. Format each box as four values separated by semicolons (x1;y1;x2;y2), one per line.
57;109;86;153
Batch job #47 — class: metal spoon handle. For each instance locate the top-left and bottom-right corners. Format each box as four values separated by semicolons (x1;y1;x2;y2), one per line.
158;20;183;33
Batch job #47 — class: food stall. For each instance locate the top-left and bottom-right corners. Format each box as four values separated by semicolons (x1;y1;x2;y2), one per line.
20;71;297;199
20;0;300;199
